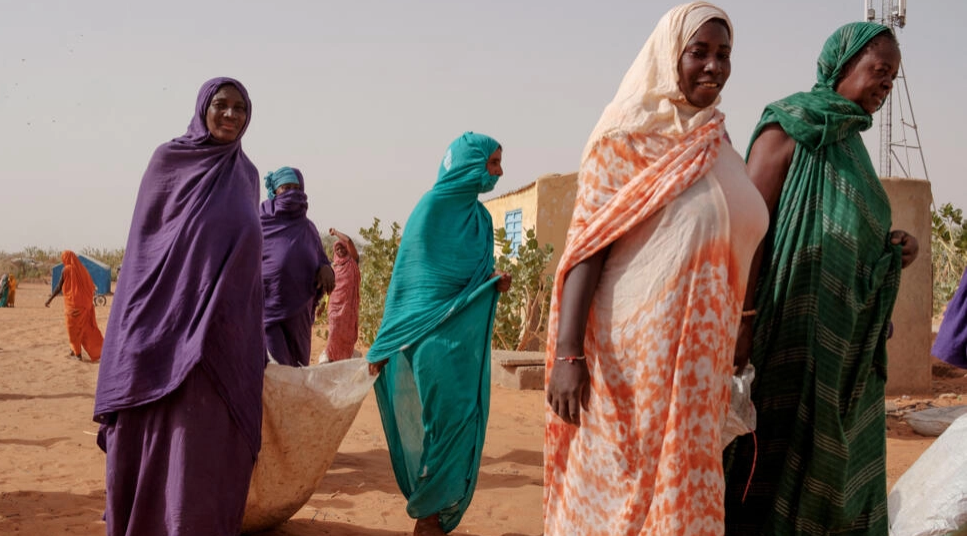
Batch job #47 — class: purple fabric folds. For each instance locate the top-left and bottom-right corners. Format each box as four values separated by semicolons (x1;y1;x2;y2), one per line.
102;365;253;536
933;270;967;369
260;171;328;366
94;77;265;457
265;312;316;367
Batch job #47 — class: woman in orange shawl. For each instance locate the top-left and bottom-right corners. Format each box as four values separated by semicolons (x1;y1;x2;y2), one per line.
543;3;767;535
45;250;104;362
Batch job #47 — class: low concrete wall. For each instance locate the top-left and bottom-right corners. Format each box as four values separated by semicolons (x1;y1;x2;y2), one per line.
881;177;933;396
491;350;544;390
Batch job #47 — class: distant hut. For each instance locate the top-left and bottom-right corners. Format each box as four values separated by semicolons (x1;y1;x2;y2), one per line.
51;255;112;297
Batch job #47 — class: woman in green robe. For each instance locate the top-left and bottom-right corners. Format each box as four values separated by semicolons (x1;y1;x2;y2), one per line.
366;132;511;536
723;22;920;535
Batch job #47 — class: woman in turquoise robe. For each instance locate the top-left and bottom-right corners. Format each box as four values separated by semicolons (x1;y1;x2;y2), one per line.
366;132;510;536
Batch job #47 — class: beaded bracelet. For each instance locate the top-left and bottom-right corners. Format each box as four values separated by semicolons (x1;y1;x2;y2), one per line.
741;309;757;318
555;355;586;364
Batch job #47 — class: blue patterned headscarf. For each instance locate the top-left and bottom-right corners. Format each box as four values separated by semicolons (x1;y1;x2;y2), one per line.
264;166;304;199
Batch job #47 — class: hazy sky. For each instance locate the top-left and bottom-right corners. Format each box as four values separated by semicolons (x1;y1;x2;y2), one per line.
1;0;964;252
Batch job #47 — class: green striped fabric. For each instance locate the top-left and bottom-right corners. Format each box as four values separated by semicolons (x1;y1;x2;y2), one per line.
724;22;903;536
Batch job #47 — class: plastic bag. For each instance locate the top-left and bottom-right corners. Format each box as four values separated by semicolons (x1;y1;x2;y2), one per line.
903;406;967;437
241;358;376;533
722;363;756;450
888;413;967;536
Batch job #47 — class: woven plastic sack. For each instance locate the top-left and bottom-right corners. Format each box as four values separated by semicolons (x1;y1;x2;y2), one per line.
889;413;967;536
241;357;375;533
903;406;967;437
722;364;756;450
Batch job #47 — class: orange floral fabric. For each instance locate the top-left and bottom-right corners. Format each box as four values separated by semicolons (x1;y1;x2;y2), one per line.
544;114;764;535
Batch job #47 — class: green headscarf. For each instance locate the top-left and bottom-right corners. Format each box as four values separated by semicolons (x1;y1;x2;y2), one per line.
816;22;893;88
749;22;892;151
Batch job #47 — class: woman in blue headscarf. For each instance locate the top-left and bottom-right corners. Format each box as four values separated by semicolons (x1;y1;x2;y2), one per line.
367;132;511;536
261;166;335;367
94;77;264;536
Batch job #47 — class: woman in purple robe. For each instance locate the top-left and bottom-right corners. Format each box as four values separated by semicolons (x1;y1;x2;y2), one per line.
94;77;265;536
933;270;967;369
260;166;335;366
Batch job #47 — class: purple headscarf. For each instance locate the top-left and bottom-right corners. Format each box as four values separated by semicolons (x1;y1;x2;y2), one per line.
260;167;329;324
94;77;265;456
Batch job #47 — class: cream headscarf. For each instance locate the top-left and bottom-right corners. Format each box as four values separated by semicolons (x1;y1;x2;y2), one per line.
581;2;732;163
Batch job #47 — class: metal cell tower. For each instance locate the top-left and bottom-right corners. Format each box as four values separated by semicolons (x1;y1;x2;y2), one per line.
864;0;930;181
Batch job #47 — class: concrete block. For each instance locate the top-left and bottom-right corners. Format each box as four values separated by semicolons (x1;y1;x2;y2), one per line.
491;350;545;391
881;178;933;396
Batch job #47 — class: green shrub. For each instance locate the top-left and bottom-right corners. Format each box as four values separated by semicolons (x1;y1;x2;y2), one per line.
492;227;554;351
0;247;61;282
348;219;555;351
357;218;401;346
932;203;967;315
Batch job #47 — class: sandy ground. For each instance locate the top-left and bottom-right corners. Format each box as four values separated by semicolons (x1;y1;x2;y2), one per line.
0;282;964;535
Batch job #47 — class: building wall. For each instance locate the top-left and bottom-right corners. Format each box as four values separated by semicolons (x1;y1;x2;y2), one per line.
483;173;579;276
535;173;578;274
483;184;538;255
881;177;933;396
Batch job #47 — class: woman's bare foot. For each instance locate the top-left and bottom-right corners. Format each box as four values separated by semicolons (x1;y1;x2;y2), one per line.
413;514;446;536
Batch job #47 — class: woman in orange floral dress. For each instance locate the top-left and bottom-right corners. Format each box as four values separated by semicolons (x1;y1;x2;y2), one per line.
543;3;767;535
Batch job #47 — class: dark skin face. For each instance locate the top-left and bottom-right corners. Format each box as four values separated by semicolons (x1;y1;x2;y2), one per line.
205;85;248;143
273;183;301;196
732;35;915;372
677;19;731;109
834;34;900;114
486;148;503;177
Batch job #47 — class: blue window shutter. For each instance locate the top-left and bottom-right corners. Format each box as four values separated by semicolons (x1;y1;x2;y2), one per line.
504;209;523;257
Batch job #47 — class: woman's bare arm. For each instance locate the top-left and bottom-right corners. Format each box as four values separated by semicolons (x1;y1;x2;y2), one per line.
547;246;609;426
733;124;795;370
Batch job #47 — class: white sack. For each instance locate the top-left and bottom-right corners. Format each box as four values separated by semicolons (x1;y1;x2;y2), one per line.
889;413;967;536
903;406;967;437
242;358;375;533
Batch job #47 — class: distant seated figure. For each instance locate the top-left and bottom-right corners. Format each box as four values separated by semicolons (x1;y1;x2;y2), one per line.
44;251;104;362
933;270;966;369
0;274;9;307
322;228;361;362
261;166;335;367
6;274;16;307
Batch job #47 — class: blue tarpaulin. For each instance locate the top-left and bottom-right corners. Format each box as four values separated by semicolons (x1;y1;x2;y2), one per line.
51;255;112;297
